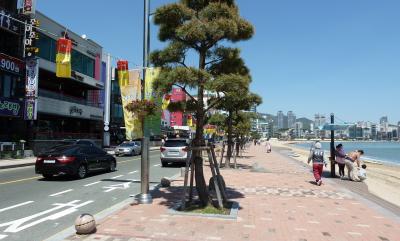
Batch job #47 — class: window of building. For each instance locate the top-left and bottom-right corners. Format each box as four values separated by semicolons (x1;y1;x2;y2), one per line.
0;73;24;98
36;33;57;62
71;49;94;78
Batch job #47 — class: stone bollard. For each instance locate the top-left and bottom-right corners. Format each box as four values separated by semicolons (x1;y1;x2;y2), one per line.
75;213;96;234
161;177;171;187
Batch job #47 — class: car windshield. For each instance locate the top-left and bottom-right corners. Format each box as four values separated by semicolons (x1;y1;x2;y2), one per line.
164;140;188;147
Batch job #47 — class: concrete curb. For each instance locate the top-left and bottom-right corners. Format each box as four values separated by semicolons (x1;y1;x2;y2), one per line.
0;149;160;170
44;172;181;241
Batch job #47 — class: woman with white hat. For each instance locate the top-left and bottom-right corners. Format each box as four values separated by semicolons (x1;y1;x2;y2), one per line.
307;142;327;186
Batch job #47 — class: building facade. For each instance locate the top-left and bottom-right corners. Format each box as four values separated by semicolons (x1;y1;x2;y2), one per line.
170;88;185;127
287;111;296;129
0;0;27;142
277;111;284;130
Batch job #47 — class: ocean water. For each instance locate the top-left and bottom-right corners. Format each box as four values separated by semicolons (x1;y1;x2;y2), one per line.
295;141;400;165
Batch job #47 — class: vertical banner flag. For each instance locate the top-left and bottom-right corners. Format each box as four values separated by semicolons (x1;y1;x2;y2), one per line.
24;58;39;120
144;68;162;137
56;38;72;78
187;115;193;127
162;94;171;110
117;60;142;140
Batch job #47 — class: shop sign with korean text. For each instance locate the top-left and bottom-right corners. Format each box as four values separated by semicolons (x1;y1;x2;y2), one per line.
0;97;23;117
25;58;39;97
0;9;21;34
24;98;37;120
0;53;24;76
24;18;40;57
23;0;36;16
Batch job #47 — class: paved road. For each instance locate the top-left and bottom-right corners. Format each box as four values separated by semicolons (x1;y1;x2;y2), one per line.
0;151;182;241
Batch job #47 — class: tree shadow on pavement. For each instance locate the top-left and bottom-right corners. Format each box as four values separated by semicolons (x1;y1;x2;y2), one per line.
151;184;245;210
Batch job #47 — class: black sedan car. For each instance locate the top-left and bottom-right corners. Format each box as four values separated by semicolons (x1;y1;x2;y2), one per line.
35;145;116;179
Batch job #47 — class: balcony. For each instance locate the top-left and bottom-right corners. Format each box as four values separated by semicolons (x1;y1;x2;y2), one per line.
38;89;101;108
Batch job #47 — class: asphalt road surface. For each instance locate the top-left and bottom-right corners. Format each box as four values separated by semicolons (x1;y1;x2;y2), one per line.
0;151;181;241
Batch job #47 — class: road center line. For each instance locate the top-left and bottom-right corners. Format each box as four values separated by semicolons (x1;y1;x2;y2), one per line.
111;175;123;179
128;170;138;174
0;234;8;240
0;201;34;213
153;164;161;167
49;189;73;197
84;181;101;187
0;176;40;185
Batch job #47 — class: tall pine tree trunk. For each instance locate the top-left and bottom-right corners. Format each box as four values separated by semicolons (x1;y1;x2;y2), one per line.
225;110;233;168
193;51;209;207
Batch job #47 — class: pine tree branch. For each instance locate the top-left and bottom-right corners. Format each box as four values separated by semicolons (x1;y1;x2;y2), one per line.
205;97;222;112
205;57;224;66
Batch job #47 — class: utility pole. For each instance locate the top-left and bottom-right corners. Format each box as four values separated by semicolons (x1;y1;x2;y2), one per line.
330;113;336;178
137;0;152;204
103;53;112;147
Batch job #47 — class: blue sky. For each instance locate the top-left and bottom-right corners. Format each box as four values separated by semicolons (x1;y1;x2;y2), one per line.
37;0;400;123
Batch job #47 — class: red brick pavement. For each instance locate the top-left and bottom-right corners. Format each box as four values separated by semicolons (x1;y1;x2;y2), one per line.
65;145;400;241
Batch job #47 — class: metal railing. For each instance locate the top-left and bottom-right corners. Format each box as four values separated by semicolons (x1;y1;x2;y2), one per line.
38;89;102;108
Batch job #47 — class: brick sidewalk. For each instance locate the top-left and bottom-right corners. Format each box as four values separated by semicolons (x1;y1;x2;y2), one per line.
65;145;400;241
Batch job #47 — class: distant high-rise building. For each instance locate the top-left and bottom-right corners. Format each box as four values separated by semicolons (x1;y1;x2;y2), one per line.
287;111;296;129
294;122;303;138
314;114;326;127
380;116;388;124
249;104;257;113
277;111;284;130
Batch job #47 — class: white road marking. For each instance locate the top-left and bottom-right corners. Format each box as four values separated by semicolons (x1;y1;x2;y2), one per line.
0;201;34;213
0;234;7;240
103;182;130;193
153;164;161;167
49;189;73;197
128;170;138;174
0;200;93;233
84;181;101;187
111;175;123;179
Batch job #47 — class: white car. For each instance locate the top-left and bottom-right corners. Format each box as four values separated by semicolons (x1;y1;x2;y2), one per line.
114;141;141;156
160;139;189;167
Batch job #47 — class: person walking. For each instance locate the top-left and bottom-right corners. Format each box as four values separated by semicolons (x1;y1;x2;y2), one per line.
307;142;327;186
265;139;272;153
335;144;346;179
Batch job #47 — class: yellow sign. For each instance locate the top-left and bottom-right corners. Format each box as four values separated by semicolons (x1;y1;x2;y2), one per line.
119;70;142;140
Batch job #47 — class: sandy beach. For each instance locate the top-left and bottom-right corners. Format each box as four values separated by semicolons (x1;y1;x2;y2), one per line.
269;139;400;207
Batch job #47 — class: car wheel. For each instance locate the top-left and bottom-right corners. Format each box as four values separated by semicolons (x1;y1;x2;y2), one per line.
76;164;87;179
161;162;168;167
108;160;116;172
42;174;53;179
131;150;136;156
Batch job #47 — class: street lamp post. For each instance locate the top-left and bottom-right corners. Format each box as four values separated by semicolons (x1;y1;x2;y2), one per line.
137;0;152;204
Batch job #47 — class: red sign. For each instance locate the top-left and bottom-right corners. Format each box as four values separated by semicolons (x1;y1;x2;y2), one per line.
0;53;24;75
117;60;129;71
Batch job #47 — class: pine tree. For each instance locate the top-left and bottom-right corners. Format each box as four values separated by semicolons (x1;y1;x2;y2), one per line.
151;0;254;206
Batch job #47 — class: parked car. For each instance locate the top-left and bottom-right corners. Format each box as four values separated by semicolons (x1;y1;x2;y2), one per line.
160;139;189;167
35;144;116;179
114;141;141;156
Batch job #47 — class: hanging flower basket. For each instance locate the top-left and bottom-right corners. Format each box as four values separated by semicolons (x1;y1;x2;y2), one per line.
125;99;158;117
